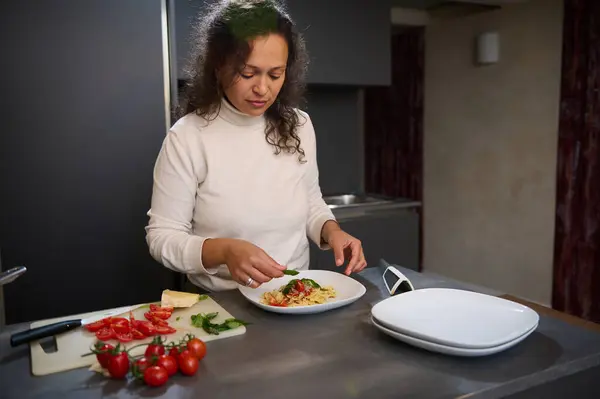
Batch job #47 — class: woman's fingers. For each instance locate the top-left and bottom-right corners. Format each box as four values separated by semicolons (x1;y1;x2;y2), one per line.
344;240;362;275
242;261;272;284
235;270;261;288
355;252;368;272
253;254;285;278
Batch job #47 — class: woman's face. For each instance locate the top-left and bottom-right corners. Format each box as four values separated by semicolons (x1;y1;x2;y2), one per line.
221;33;288;116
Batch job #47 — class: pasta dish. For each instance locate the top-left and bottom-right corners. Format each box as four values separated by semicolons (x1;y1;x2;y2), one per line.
261;278;336;307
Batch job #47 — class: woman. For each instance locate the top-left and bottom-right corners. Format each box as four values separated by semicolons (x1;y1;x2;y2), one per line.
145;0;366;292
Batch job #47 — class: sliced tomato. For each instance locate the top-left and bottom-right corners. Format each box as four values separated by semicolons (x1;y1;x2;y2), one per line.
145;312;169;326
109;317;129;325
137;321;157;336
295;280;305;292
112;321;130;334
149;310;172;320
85;319;108;333
154;325;176;335
115;330;133;342
150;304;174;313
96;326;115;341
269;300;287;307
131;328;146;340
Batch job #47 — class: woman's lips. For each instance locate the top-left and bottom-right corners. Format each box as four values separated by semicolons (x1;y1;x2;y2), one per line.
247;100;267;108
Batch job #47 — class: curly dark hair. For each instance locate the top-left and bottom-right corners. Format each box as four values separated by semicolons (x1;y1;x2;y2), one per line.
179;0;309;162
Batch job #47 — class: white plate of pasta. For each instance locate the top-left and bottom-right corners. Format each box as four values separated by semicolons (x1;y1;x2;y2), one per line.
237;270;367;314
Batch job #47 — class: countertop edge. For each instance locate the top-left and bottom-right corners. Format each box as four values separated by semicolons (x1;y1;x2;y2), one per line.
469;353;600;399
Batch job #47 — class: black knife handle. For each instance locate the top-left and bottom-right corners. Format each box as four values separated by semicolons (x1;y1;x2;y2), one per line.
10;319;82;347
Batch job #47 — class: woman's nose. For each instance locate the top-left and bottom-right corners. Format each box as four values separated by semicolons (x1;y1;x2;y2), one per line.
253;77;268;96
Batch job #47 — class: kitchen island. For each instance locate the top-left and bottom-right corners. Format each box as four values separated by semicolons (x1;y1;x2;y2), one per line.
1;262;599;399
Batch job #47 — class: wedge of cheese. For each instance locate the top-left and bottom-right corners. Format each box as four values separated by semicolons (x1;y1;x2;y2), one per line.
161;289;201;308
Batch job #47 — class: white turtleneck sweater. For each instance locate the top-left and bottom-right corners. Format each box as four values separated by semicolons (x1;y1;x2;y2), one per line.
145;99;336;291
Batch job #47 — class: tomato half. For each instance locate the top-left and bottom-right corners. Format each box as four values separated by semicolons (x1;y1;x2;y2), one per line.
85;319;108;333
137;321;157;336
150;304;174;313
96;327;115;341
131;328;146;340
149;311;172;320
154;325;176;335
111;320;130;334
115;331;133;343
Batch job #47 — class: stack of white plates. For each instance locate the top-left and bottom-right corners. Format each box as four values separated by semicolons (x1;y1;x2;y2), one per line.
371;288;539;357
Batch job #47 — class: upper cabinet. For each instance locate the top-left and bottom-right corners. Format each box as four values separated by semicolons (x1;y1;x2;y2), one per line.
172;0;392;86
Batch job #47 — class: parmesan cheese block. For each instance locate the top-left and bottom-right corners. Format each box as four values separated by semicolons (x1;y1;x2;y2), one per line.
161;289;201;308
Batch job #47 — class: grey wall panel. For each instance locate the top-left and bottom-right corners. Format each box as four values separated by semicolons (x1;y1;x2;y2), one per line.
0;0;176;324
303;86;362;195
174;0;392;85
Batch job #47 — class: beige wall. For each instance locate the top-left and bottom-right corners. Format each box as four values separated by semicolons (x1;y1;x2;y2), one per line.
423;0;564;306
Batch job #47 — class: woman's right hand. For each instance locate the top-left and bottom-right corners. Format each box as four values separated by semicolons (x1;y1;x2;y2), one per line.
224;239;286;288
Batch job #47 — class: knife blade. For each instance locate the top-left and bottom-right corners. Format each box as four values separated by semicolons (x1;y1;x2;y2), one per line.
10;304;145;347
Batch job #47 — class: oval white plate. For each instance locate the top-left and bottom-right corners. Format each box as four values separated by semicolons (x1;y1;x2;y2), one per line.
371;288;539;349
237;270;366;314
371;316;537;357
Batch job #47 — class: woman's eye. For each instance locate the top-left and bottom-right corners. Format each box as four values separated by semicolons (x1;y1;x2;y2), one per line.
270;75;281;80
240;74;254;79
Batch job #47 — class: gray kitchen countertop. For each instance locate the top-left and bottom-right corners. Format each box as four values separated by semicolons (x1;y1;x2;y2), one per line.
1;261;600;399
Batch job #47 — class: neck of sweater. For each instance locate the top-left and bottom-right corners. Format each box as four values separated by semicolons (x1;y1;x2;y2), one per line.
218;96;265;127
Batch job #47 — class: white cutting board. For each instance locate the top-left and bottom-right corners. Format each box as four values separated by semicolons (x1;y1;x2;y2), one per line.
29;296;246;376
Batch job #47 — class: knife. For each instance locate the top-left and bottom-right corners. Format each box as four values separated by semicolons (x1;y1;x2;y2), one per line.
10;304;144;347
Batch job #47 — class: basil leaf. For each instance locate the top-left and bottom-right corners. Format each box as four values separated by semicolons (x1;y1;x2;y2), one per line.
301;278;321;289
190;312;250;335
283;269;299;276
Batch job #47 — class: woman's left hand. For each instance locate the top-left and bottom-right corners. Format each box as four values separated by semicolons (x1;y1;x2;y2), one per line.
323;222;367;275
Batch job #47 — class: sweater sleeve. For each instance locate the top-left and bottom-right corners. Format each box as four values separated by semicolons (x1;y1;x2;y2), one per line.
145;128;217;276
301;112;337;250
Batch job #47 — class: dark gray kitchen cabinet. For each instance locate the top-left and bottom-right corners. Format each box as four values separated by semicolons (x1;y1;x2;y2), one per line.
0;0;178;324
172;0;392;86
311;208;420;273
285;0;392;86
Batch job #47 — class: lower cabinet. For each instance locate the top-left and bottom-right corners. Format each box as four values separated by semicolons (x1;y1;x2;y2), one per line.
310;208;421;273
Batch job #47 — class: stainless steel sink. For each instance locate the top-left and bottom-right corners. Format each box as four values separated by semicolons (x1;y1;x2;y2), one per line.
323;194;393;209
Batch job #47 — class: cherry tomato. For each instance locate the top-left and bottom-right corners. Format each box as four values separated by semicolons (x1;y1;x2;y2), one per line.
135;357;151;374
154;325;176;335
95;343;114;368
186;338;207;360
96;327;115;341
156;354;178;376
168;345;184;359
107;352;129;379
295;280;305;292
177;352;199;376
145;343;165;358
150;304;174;313
143;365;169;387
